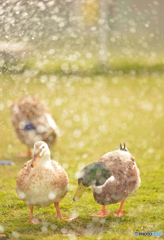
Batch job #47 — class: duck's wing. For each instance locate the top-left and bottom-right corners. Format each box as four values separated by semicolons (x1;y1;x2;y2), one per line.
50;160;69;189
98;150;140;185
98;150;136;171
11;96;59;147
94;150;140;205
16;160;32;194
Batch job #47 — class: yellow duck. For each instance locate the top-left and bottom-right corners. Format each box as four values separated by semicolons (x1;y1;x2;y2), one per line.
10;95;59;157
73;144;141;217
16;141;75;223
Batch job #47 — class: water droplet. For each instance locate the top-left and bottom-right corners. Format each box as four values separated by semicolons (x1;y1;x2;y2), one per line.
12;231;19;239
61;228;68;234
73;129;81;138
41;226;48;233
78;162;85;170
0;224;5;234
51;224;57;230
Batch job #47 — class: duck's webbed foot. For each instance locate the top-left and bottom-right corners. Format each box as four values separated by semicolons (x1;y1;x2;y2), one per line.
24;204;41;224
17;147;32;158
90;205;109;217
54;202;77;221
113;200;128;217
113;210;124;217
25;218;41;224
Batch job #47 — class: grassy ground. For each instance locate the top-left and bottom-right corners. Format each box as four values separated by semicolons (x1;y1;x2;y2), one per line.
2;40;164;74
0;73;164;239
3;53;164;75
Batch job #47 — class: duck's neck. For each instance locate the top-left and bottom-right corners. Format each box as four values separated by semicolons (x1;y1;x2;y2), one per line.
78;162;111;187
38;152;51;167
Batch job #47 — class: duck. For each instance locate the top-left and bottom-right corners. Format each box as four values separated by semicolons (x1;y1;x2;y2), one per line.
73;144;141;217
16;141;75;223
10;95;59;158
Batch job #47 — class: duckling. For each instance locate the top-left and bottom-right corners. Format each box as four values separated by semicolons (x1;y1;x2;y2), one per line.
10;95;59;157
73;144;140;217
16;141;74;223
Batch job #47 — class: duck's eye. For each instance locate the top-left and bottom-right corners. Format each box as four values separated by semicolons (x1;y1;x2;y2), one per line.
42;146;45;149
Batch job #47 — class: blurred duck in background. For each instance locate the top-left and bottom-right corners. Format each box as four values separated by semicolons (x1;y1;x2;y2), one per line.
10;95;60;157
73;144;141;217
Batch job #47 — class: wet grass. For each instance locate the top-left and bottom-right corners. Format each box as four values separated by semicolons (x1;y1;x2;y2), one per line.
0;73;164;239
21;51;164;75
1;48;164;75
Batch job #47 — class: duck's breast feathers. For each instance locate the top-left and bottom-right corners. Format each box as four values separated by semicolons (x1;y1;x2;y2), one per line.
16;160;69;207
50;160;69;187
16;160;33;192
10;96;59;147
16;159;69;194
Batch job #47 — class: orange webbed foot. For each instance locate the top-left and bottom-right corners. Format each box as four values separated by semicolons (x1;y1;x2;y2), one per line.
25;218;41;224
54;202;78;221
113;210;124;217
113;200;128;217
17;148;32;158
90;205;109;217
113;210;129;217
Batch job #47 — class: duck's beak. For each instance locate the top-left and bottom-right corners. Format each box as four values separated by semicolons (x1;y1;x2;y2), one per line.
73;182;86;202
29;154;41;167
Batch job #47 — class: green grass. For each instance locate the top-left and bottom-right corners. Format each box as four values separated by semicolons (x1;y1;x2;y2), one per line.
0;73;164;239
23;55;164;75
1;41;164;75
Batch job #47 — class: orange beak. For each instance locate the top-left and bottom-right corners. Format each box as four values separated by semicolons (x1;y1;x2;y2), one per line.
29;154;41;167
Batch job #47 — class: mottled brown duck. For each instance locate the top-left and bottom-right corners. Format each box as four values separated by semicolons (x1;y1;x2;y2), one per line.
10;95;59;157
16;141;75;223
73;144;141;217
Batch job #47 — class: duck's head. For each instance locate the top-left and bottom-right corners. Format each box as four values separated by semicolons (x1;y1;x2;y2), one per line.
29;141;50;167
73;162;111;202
